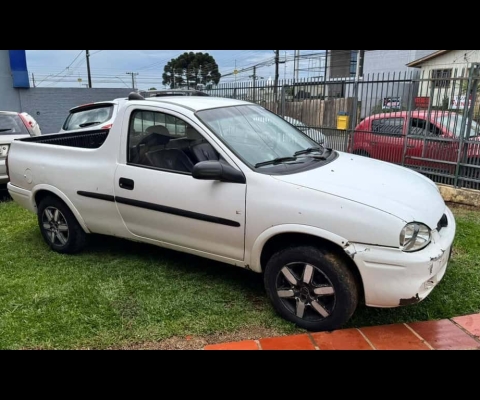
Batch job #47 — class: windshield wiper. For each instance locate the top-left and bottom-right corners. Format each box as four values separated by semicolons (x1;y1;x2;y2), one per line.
0;128;13;132
79;121;101;128
255;157;298;168
294;147;324;156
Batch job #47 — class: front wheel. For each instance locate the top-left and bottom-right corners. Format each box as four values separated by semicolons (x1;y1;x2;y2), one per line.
264;246;359;332
37;196;87;254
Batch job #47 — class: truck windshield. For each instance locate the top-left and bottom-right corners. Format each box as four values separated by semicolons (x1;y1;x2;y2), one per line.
0;114;29;135
196;105;324;170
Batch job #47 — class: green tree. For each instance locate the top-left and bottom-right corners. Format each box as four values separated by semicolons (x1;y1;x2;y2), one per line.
162;52;221;89
148;87;157;90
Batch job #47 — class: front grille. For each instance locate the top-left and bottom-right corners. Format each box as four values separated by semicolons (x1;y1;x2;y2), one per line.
437;214;448;232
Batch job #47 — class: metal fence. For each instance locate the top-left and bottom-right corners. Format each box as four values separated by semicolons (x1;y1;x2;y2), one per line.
206;63;480;190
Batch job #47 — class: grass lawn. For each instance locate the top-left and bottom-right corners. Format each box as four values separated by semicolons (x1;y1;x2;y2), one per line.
1;197;479;349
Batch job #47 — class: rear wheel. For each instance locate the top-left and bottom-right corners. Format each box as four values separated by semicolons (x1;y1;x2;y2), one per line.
264;245;359;332
37;196;87;254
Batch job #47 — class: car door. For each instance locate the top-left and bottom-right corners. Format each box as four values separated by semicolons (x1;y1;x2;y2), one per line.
114;105;246;261
405;117;456;171
370;116;406;164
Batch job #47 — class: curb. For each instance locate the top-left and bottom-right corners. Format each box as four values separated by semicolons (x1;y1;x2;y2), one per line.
204;313;480;350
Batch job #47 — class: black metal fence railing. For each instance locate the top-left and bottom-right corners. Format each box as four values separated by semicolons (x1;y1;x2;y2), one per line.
206;63;480;190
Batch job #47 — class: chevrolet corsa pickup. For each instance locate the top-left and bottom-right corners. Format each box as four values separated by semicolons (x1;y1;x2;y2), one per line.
6;93;456;332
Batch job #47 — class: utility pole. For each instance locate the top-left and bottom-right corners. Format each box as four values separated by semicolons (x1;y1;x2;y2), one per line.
357;50;365;79
126;72;139;90
323;50;329;99
252;66;257;103
352;50;365;131
274;50;280;100
294;50;300;81
249;66;263;103
86;50;92;88
31;73;36;88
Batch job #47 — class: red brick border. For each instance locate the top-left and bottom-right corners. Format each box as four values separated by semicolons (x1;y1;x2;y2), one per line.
204;313;480;350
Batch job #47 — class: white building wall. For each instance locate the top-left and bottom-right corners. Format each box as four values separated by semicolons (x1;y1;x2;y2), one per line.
415;50;480;107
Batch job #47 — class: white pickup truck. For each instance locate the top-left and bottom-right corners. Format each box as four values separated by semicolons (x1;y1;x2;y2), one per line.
6;93;456;332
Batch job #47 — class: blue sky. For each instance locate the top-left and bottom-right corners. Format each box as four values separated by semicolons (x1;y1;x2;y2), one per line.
25;50;326;89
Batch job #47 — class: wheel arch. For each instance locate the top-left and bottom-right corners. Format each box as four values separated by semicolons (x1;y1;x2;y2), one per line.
32;185;90;233
250;226;364;302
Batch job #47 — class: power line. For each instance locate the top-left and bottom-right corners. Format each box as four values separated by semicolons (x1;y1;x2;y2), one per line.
36;50;84;87
126;72;139;89
32;50;344;87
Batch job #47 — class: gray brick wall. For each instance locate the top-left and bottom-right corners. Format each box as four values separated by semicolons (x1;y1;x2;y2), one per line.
18;88;133;134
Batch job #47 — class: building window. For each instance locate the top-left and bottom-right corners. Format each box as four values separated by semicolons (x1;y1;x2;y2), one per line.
432;69;452;88
350;50;358;76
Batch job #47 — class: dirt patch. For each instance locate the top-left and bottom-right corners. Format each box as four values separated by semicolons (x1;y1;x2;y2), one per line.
109;326;286;350
446;202;480;213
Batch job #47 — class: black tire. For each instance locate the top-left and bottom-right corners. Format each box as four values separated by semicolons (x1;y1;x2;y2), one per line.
353;150;370;158
37;195;87;254
264;245;358;332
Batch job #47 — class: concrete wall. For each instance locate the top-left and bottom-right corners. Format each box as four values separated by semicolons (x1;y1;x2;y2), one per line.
0;51;21;111
18;88;132;133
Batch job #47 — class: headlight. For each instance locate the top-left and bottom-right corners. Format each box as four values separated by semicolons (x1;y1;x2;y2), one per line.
400;223;431;252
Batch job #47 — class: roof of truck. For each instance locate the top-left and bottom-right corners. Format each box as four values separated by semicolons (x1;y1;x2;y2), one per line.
139;96;251;112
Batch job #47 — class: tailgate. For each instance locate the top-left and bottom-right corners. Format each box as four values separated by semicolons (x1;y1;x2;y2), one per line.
0;134;28;159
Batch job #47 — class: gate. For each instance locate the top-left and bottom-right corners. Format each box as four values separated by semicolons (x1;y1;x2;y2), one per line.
207;64;480;190
402;63;480;190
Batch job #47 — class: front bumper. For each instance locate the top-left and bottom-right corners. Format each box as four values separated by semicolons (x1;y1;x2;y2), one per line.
346;206;456;308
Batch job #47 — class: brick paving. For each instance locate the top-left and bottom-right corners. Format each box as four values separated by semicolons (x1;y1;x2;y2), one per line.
204;313;480;350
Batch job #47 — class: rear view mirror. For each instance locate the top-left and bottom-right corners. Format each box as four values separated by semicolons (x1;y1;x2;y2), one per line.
192;161;246;184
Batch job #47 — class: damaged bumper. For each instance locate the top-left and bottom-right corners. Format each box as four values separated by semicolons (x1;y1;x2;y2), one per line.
345;206;456;308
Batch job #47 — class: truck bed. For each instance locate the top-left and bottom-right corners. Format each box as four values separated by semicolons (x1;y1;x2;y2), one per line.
18;129;109;149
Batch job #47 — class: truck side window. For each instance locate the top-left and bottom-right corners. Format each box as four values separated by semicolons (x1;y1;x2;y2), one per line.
127;109;219;174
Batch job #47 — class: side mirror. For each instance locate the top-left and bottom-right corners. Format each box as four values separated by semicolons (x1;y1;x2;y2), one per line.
192;161;246;184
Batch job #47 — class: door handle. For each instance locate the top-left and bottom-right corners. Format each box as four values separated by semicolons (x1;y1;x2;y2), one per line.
407;145;415;149
119;177;134;190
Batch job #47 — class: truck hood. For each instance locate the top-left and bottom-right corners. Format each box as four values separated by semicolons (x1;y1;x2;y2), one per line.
272;152;445;229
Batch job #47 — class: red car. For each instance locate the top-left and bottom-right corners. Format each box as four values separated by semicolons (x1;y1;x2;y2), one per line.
350;111;480;173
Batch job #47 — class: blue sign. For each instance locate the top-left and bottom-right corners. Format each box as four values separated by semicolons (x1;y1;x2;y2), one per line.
9;50;30;88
